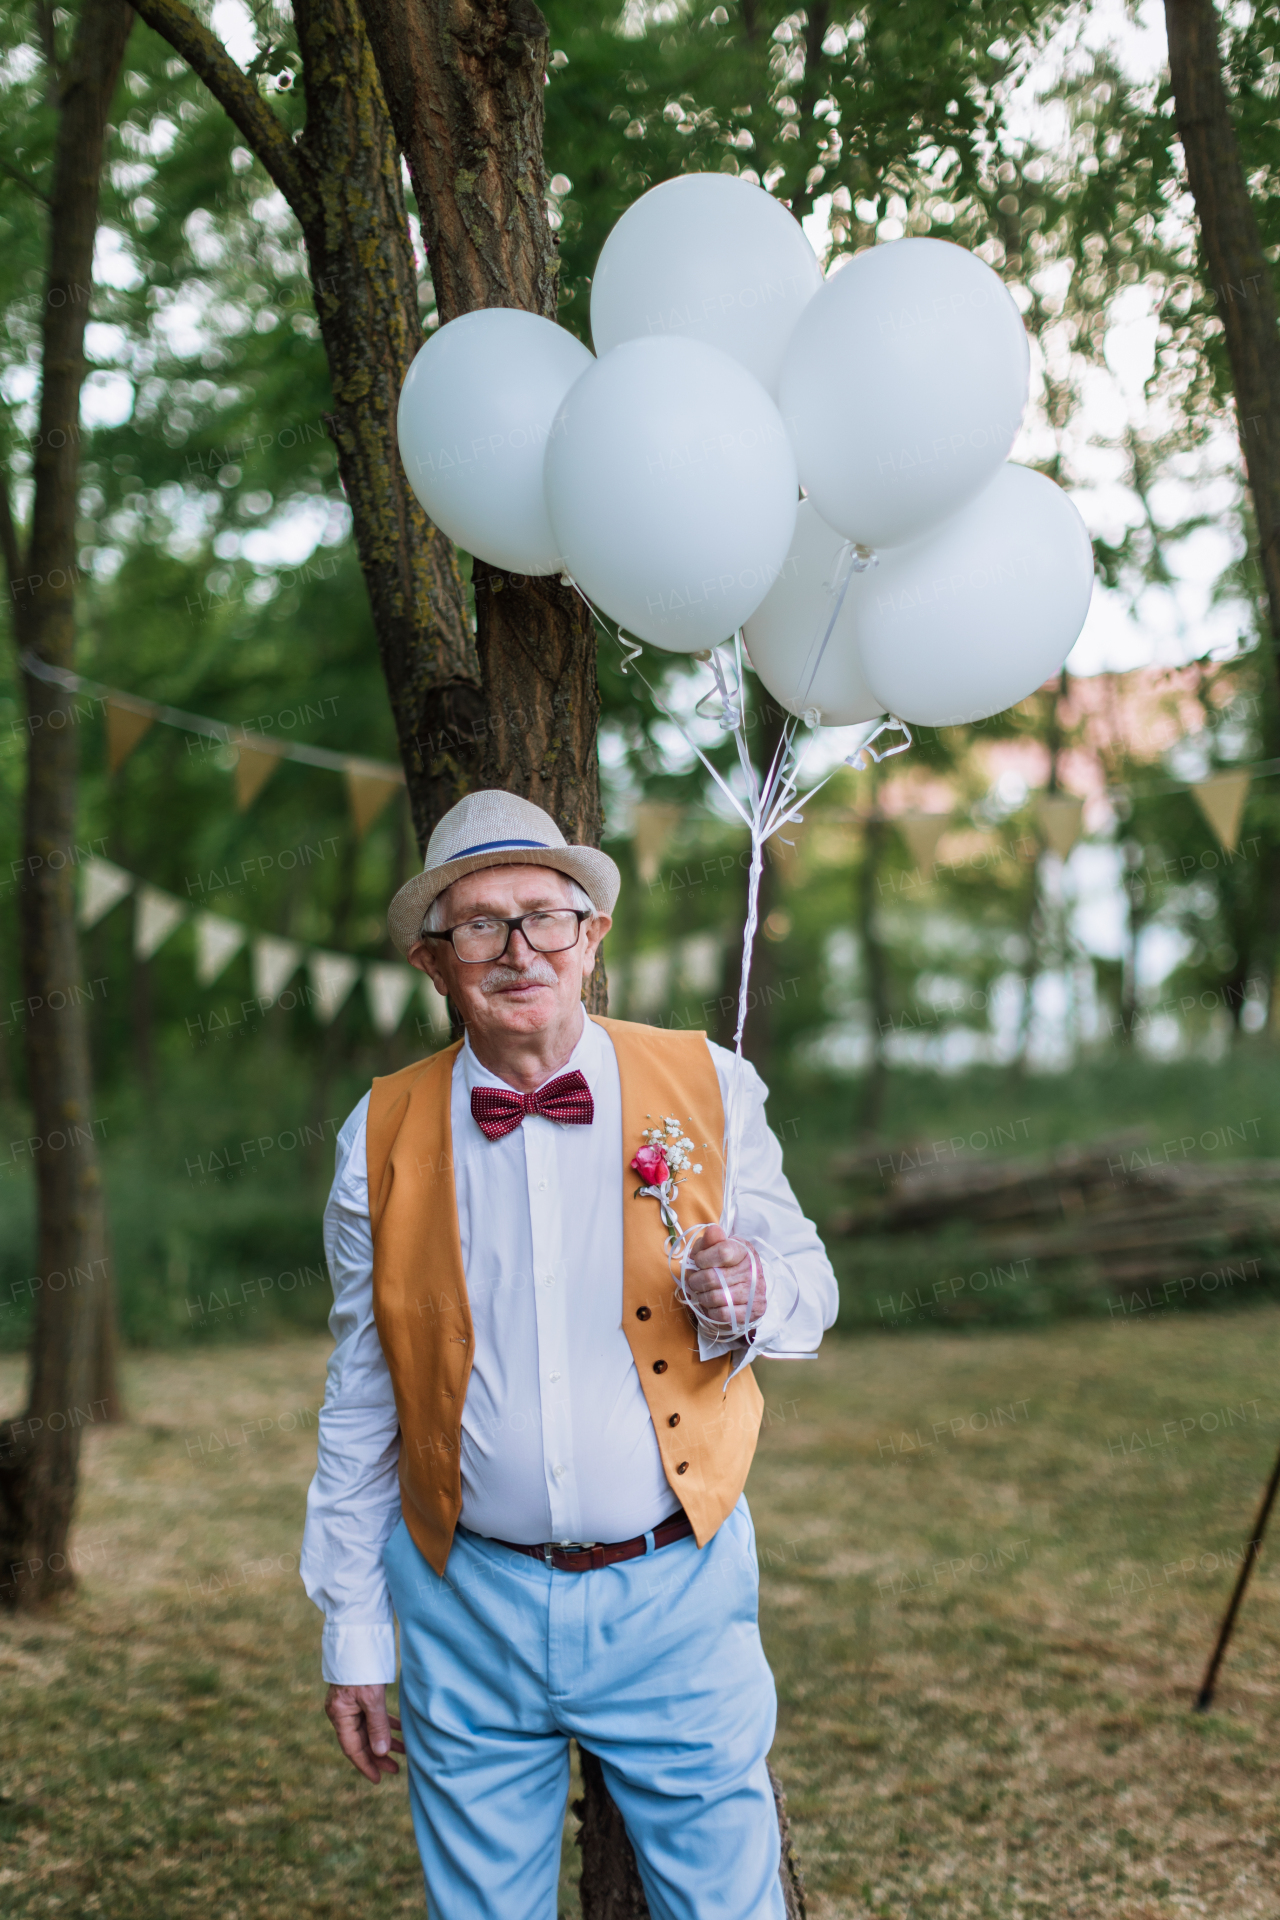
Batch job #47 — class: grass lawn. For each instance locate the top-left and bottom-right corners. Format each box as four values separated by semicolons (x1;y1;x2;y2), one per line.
2;1308;1279;1917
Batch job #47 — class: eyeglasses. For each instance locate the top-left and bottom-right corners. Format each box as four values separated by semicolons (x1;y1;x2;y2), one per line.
420;908;591;964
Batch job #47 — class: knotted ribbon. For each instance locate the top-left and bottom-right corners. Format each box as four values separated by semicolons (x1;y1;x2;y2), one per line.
470;1069;594;1141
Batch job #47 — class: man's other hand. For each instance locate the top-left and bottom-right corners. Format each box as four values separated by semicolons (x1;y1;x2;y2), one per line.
325;1683;404;1783
686;1224;767;1333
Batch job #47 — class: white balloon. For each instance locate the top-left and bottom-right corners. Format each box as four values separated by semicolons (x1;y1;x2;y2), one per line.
779;238;1030;549
590;173;823;398
544;337;798;653
743;501;884;725
397;310;593;575
854;464;1094;727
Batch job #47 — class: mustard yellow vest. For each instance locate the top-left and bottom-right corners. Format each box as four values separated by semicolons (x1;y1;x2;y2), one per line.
366;1015;765;1576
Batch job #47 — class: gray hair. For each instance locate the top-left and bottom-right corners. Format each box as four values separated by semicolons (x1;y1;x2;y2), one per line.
421;870;595;939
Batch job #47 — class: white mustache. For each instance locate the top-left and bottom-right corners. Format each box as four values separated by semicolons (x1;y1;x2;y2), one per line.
479;957;559;995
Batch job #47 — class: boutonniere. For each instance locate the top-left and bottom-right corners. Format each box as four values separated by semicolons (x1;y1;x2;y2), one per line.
630;1115;703;1248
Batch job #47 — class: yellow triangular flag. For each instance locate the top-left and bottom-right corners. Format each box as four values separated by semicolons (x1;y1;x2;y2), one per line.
1191;771;1250;852
345;764;402;837
632;801;682;885
896;813;948;874
1035;793;1084;860
105;698;154;773
234;743;280;810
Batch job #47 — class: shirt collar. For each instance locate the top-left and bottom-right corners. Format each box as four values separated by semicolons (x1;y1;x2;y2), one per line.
460;1007;604;1097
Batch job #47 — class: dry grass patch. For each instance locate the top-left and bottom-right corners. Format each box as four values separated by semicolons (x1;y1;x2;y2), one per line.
2;1310;1279;1916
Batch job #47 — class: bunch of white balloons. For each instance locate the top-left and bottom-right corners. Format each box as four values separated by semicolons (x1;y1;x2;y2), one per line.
397;173;1095;731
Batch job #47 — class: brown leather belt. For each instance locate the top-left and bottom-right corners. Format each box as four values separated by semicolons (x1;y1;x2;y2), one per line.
487;1510;693;1572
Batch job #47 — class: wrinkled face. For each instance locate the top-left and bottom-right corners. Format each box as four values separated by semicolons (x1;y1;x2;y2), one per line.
407;865;611;1043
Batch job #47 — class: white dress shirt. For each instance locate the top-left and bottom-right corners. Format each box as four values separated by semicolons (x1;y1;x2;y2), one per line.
300;1013;838;1683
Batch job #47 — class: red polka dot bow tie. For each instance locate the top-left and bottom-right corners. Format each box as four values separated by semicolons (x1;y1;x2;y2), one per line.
470;1069;594;1142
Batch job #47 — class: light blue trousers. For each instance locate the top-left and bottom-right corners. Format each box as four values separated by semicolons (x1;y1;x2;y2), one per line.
384;1498;785;1920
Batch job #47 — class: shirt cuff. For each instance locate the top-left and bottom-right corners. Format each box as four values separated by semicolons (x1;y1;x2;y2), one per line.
695;1251;800;1378
321;1623;398;1686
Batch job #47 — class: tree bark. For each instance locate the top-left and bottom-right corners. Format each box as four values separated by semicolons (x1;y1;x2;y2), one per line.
575;1750;807;1919
128;0;481;846
353;0;607;953
1165;0;1280;677
0;0;134;1610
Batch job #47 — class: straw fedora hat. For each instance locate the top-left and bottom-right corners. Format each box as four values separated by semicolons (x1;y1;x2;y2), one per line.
388;791;621;958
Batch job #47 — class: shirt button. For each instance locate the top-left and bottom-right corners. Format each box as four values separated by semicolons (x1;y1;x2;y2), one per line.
553;1463;566;1478
668;1413;680;1427
653;1359;668;1374
538;1179;548;1191
676;1461;689;1474
542;1273;554;1287
635;1306;652;1321
549;1370;561;1383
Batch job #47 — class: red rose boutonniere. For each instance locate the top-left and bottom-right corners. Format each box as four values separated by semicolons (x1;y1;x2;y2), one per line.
630;1116;703;1247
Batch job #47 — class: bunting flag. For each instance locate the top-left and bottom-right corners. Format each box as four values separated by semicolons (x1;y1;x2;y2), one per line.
234;744;281;811
79;857;135;928
420;975;450;1032
1035;793;1085;860
632;800;683;884
77;855;429;1032
1191;771;1251;852
18;653;406;834
134;885;187;960
252;934;303;1003
896;812;950;873
105;698;154;773
345;763;403;837
365;962;419;1037
195;913;248;986
308;951;362;1025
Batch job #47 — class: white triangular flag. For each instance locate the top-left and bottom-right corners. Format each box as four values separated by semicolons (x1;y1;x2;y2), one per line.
195;914;248;986
79;857;135;929
365;963;417;1036
134;885;187;960
420;975;450;1033
252;934;303;1003
308;951;361;1026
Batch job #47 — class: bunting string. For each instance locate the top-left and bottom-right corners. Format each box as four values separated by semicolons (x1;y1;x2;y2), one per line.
18;651;405;834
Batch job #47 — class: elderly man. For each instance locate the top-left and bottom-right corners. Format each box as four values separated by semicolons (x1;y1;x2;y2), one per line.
301;790;837;1920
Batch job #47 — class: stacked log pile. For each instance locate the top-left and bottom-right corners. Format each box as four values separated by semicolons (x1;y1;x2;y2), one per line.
828;1136;1280;1299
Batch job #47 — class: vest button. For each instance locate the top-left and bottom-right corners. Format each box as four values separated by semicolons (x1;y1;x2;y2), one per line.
652;1359;668;1374
668;1413;680;1427
676;1461;689;1474
635;1306;652;1321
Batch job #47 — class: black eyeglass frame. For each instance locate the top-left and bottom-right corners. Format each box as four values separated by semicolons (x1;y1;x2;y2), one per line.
418;907;592;963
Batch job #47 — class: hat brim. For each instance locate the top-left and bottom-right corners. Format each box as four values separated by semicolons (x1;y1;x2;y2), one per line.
387;846;621;958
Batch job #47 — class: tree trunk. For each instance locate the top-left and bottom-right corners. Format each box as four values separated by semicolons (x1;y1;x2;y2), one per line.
353;0;607;896
1165;0;1280;676
0;0;134;1610
575;1749;807;1919
128;0;481;845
